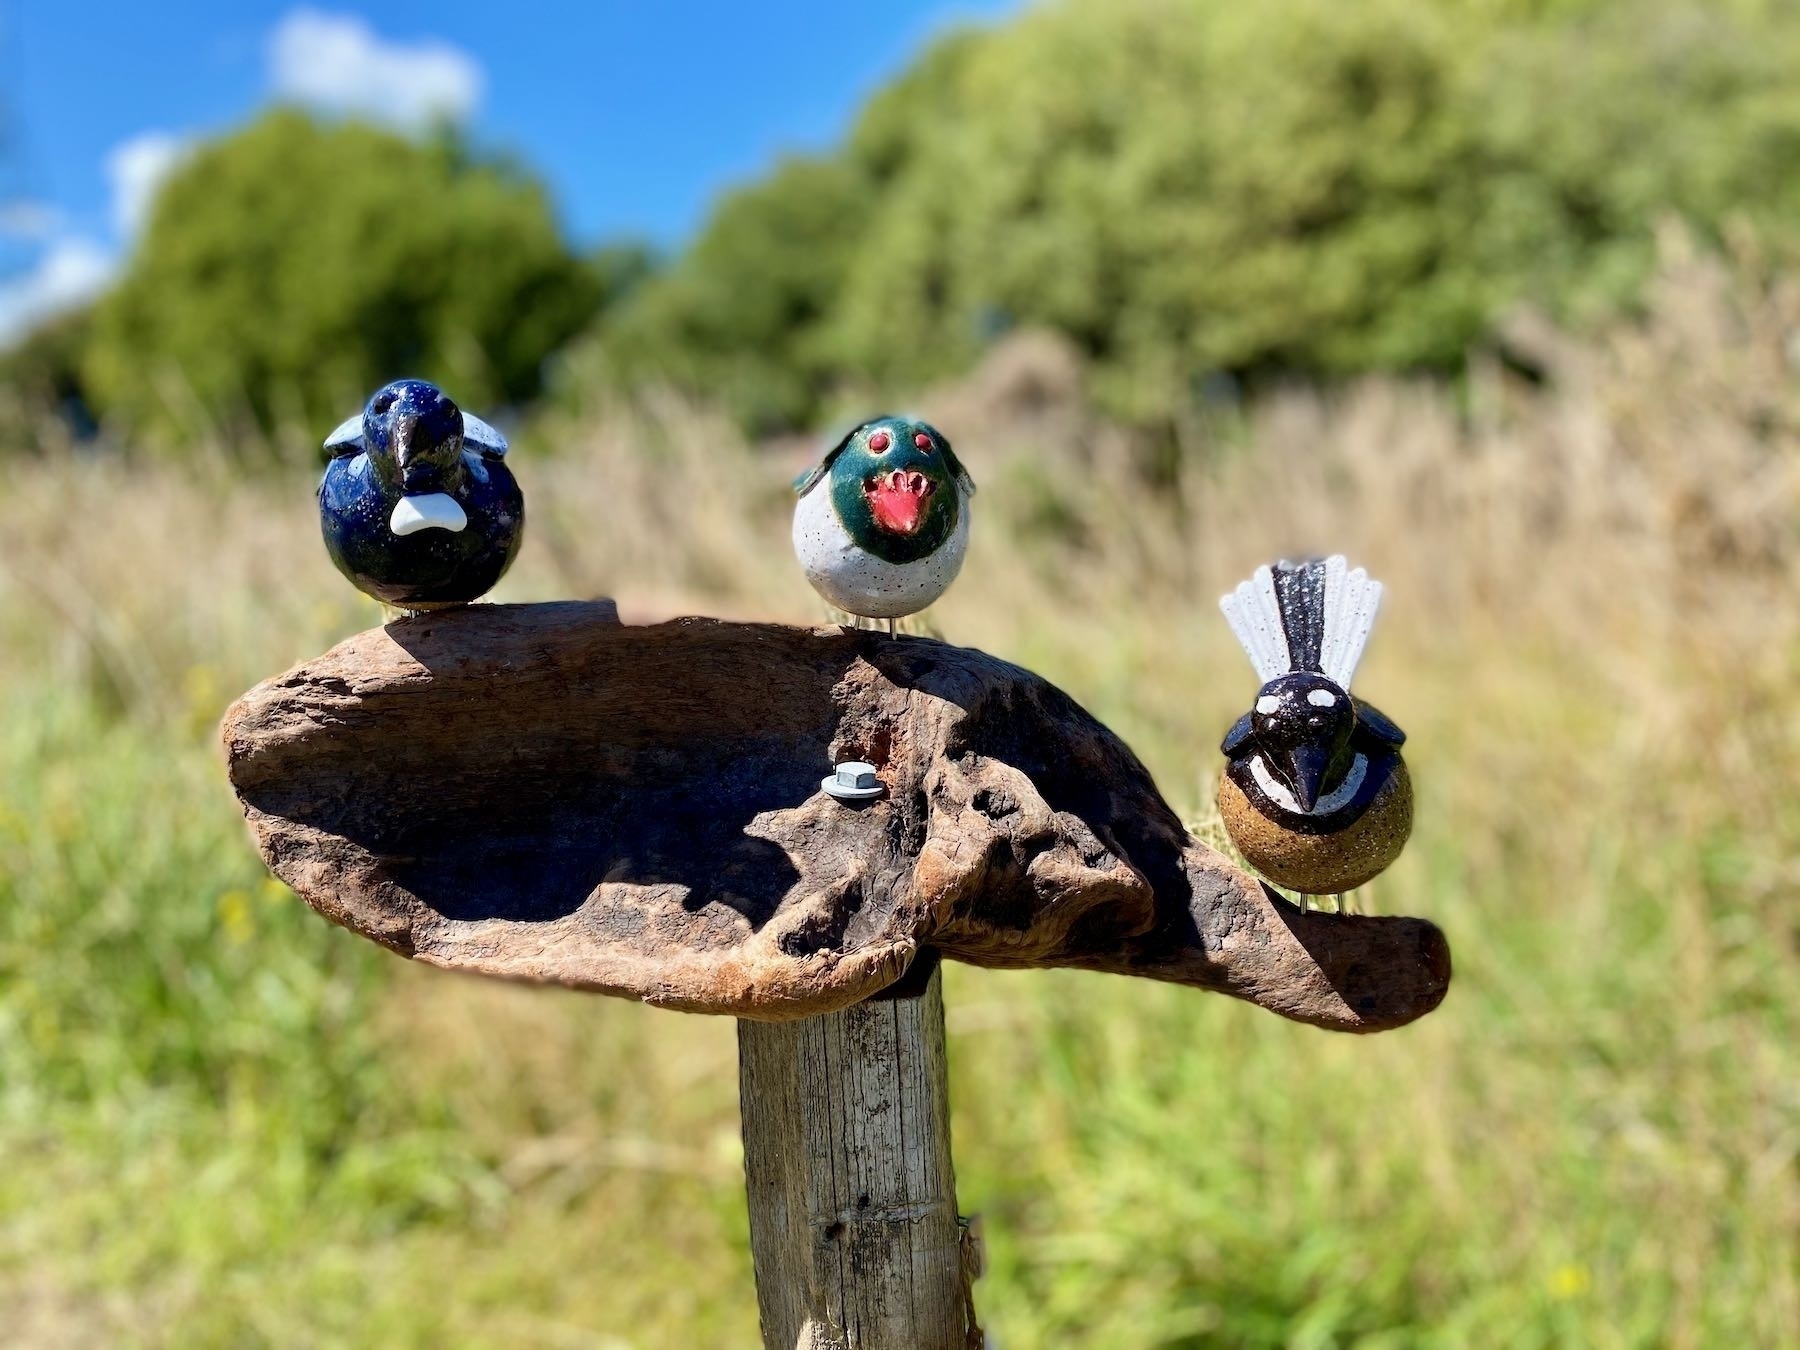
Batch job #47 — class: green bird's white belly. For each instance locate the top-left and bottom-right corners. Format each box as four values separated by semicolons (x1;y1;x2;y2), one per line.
791;479;969;619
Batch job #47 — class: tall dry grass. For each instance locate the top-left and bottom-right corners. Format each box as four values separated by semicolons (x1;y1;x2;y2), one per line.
0;237;1796;1345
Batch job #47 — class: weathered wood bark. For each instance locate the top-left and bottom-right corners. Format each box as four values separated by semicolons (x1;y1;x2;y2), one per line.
221;601;1450;1030
739;957;976;1350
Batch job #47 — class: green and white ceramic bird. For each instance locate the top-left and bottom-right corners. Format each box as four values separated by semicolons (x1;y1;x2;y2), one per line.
791;415;975;633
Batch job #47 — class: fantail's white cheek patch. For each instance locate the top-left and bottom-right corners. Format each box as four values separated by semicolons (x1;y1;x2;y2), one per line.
1307;689;1337;707
1256;695;1281;715
390;492;468;536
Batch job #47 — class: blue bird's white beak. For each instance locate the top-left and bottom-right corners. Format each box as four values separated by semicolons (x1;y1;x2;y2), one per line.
389;492;468;537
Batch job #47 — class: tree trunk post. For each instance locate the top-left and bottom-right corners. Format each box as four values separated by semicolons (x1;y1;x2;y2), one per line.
737;954;980;1349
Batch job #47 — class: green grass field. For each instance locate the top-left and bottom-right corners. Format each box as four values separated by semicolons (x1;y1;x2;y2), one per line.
2;253;1796;1346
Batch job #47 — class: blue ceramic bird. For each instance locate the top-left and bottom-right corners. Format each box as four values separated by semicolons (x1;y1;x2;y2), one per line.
792;415;974;634
319;379;523;612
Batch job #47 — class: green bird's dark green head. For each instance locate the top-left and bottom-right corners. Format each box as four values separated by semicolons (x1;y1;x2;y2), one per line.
792;416;974;565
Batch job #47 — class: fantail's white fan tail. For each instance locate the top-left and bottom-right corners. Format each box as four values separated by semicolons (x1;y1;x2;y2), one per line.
1222;554;1383;688
1319;556;1382;690
1219;564;1291;682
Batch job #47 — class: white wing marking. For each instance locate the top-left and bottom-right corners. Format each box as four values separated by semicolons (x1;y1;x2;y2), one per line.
461;412;508;457
323;413;364;453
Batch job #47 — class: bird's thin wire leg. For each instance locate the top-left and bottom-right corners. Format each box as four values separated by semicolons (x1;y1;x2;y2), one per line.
887;616;897;638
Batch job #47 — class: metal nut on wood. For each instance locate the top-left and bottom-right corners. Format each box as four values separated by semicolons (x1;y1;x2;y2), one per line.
823;760;885;801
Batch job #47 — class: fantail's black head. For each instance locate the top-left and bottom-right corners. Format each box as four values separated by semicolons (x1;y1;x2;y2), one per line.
1246;670;1356;813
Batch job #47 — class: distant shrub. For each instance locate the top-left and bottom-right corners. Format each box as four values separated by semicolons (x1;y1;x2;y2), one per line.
82;110;603;456
597;0;1800;429
0;307;95;448
577;155;871;434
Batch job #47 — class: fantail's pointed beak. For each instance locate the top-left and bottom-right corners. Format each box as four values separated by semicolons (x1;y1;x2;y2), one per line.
1277;743;1331;813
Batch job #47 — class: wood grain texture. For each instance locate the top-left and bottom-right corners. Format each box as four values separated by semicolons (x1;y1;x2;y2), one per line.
739;958;977;1350
220;601;1450;1030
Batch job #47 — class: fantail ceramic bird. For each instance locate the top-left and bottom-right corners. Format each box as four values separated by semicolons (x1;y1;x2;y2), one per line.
792;415;974;633
319;379;523;611
1216;555;1412;895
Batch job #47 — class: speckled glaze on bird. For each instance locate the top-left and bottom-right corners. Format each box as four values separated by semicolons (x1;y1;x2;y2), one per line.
319;379;523;610
791;416;974;621
1216;556;1412;894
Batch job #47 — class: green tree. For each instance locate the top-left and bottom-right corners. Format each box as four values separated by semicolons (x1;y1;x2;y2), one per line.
596;0;1800;431
83;110;602;455
0;307;95;446
591;155;871;434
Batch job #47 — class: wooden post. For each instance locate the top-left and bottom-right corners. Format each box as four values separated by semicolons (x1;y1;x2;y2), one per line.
738;955;979;1350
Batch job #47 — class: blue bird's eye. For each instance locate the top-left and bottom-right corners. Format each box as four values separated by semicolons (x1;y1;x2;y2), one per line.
372;391;397;414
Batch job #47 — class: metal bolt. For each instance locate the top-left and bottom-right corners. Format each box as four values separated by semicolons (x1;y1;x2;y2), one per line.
822;760;884;801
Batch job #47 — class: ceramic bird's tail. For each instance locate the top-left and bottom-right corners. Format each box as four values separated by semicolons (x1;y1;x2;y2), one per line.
1219;555;1382;690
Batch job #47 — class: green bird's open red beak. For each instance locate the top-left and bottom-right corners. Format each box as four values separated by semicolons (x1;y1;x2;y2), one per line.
864;469;936;535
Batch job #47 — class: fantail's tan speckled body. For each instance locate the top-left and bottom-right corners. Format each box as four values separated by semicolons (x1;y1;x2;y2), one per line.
1217;757;1412;894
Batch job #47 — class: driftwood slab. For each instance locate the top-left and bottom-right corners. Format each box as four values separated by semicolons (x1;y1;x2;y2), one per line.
221;601;1450;1030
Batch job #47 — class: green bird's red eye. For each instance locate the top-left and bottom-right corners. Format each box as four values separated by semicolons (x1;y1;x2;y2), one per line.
868;430;891;452
914;432;932;449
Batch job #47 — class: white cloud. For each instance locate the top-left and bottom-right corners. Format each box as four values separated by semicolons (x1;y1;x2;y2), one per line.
0;126;192;346
0;237;112;345
0;12;481;347
268;9;483;128
0;200;63;242
105;131;189;238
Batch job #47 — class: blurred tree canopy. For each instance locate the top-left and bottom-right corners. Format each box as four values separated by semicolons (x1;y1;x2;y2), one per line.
585;0;1800;429
589;155;868;434
81;110;604;454
21;0;1800;448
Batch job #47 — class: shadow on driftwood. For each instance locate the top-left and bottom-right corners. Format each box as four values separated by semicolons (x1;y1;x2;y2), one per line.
221;601;1450;1030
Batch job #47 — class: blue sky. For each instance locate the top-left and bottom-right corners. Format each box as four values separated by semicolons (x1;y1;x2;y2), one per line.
0;1;1016;340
